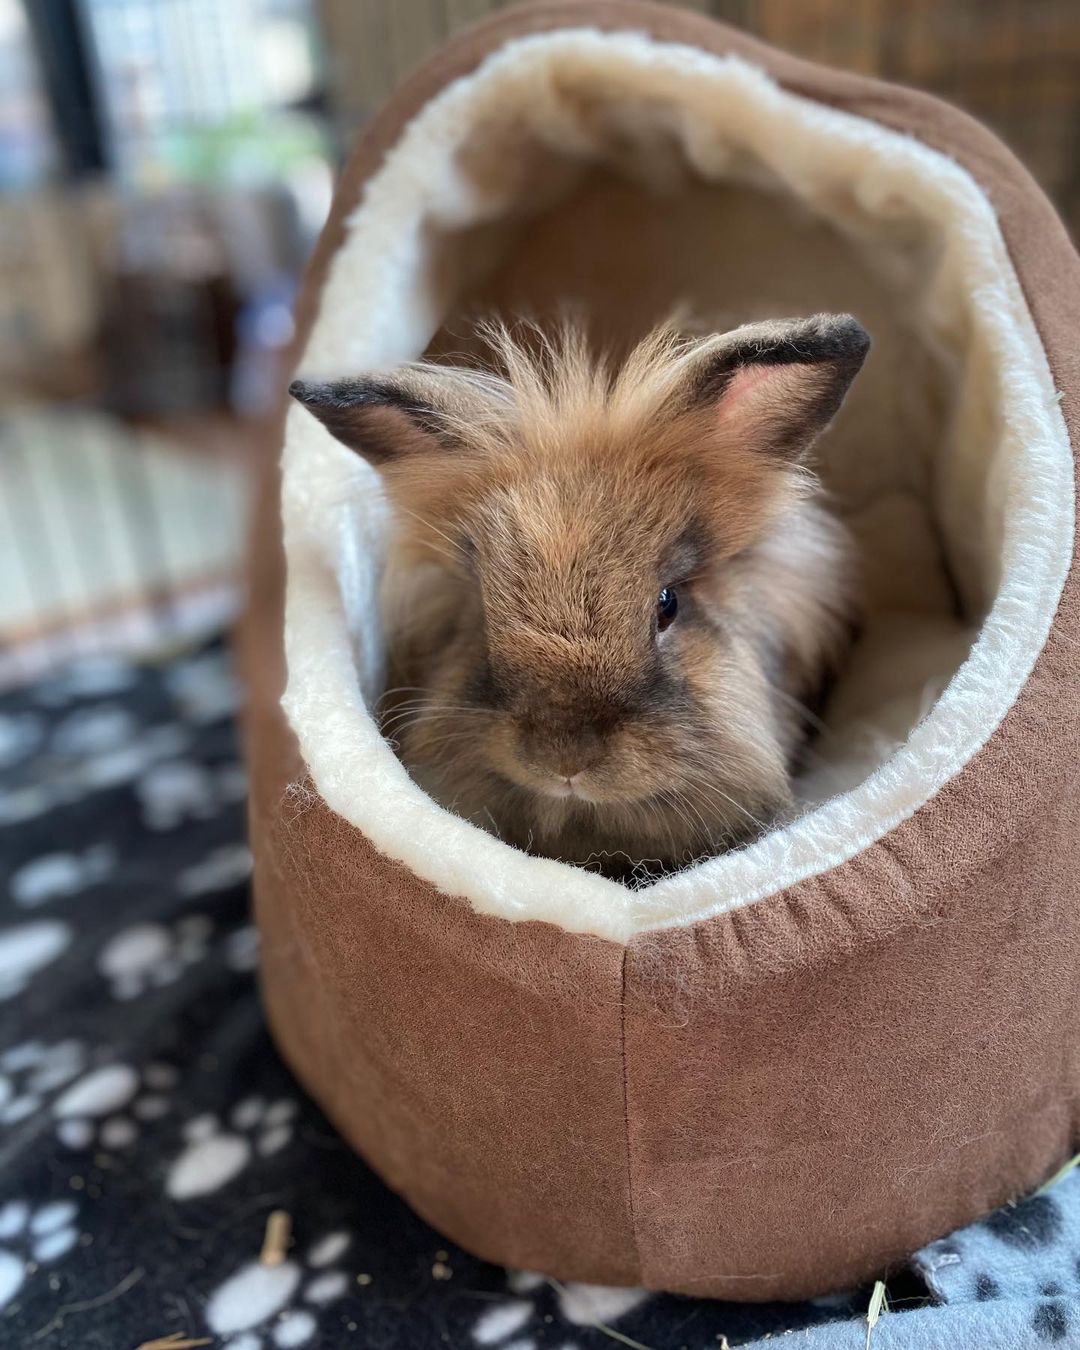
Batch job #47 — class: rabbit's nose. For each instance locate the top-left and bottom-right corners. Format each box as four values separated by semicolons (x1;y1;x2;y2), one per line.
515;721;606;779
546;770;587;800
549;736;609;783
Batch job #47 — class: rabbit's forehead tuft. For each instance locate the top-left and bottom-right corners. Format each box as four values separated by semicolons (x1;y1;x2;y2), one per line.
462;438;789;582
472;474;680;581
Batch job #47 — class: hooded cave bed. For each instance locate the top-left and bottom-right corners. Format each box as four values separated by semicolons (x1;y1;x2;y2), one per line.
241;0;1080;1301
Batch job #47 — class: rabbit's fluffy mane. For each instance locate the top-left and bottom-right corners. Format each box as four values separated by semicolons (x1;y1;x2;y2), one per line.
379;317;814;530
370;320;856;874
402;319;816;455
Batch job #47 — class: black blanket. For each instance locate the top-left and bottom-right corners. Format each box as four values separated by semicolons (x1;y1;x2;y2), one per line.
0;643;929;1349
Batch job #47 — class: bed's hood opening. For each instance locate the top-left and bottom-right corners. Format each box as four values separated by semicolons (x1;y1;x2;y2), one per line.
282;30;1073;943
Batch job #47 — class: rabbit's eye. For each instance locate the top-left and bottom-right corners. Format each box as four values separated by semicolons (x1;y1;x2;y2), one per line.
656;587;678;631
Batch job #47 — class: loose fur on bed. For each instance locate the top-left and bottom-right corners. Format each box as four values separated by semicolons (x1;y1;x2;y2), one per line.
291;316;865;873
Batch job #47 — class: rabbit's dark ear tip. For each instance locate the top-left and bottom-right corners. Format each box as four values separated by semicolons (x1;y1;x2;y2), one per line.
831;314;871;357
289;378;342;406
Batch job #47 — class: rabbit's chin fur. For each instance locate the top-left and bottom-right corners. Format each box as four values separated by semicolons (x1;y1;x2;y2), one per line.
312;318;866;880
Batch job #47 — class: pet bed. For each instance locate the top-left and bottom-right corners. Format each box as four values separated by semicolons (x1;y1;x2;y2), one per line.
243;0;1080;1300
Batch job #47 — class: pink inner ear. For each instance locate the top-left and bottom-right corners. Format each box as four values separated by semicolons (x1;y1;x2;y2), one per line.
713;361;816;437
714;363;785;425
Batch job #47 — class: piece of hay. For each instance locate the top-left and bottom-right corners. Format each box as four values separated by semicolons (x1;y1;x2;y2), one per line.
866;1280;888;1347
135;1336;211;1350
260;1209;292;1266
1038;1151;1080;1193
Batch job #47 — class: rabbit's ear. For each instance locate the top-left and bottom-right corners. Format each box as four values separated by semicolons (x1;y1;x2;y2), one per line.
288;376;453;465
691;314;870;462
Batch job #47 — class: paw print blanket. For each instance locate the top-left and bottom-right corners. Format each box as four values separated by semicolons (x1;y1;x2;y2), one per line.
0;642;1076;1347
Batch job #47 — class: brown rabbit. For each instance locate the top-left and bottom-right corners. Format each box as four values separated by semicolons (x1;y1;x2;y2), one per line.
290;315;866;876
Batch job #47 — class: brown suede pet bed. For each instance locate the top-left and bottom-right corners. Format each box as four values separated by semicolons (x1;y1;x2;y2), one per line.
242;0;1080;1301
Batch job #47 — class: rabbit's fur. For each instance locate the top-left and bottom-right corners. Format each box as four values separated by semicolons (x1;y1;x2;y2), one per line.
291;315;866;876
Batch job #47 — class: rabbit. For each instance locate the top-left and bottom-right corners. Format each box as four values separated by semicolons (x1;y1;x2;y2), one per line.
290;313;867;877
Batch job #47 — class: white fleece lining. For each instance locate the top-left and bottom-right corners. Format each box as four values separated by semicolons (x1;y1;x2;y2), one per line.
281;30;1074;943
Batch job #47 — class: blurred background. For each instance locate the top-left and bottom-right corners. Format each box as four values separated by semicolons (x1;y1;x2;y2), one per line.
2;0;1078;688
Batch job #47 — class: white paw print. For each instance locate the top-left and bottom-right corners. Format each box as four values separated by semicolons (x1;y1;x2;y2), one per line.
472;1272;651;1347
0;784;55;828
166;1096;298;1200
98;915;212;999
205;1230;351;1348
50;704;137;758
166;649;240;724
35;655;136;706
53;1061;177;1150
0;921;72;1000
225;924;260;973
74;723;191;793
0;1039;87;1125
0;711;43;770
136;759;214;831
10;844;114;908
0;1199;80;1311
136;759;244;831
471;1297;538;1348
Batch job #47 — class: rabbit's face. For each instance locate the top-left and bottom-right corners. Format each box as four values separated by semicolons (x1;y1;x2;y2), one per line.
291;315;866;870
456;451;789;818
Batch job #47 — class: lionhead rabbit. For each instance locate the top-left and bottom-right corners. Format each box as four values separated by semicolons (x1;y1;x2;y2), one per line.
291;314;867;877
